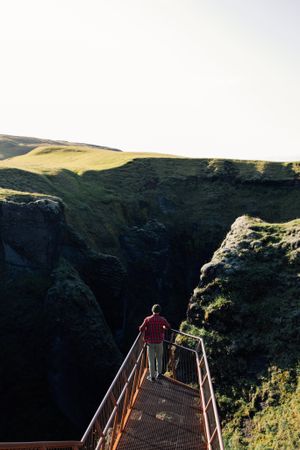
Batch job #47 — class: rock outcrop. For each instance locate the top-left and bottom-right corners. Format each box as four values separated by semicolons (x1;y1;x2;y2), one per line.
0;197;124;440
183;215;300;448
1;144;300;442
45;261;122;431
0;198;64;270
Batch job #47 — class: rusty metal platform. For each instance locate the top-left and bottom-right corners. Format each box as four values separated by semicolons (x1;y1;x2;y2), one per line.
116;376;206;450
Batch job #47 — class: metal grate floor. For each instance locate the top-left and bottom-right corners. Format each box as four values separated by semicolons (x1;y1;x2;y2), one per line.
116;376;206;450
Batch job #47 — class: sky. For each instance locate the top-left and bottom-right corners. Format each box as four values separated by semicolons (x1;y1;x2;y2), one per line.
0;0;299;161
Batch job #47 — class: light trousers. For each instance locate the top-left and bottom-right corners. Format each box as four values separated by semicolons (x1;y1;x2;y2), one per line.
147;342;163;378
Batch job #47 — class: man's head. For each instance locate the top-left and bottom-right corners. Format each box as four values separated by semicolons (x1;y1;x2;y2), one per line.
152;304;161;314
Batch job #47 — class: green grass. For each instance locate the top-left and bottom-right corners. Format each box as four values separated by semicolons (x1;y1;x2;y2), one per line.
0;144;300;442
0;145;299;256
1;144;299;177
0;134;122;160
0;188;55;201
0;145;178;174
223;367;300;449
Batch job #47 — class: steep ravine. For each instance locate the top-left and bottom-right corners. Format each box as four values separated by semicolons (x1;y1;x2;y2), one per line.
0;150;300;441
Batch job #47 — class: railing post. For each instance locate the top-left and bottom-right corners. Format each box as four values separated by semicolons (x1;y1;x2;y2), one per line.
137;345;146;388
120;383;130;431
129;363;139;407
109;410;119;450
95;419;104;439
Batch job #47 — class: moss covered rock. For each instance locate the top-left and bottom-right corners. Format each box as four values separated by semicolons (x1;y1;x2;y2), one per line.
45;260;122;434
183;215;300;447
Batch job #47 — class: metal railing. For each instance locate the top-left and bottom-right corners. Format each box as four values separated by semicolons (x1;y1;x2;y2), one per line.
165;330;224;450
0;329;224;450
80;332;147;450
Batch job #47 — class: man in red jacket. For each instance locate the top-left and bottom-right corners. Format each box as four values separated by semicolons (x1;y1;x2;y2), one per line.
139;304;171;381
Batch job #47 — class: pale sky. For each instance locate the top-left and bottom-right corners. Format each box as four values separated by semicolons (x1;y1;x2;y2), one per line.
0;0;299;161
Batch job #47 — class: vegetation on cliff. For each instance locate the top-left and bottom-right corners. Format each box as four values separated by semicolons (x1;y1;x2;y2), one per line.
0;139;299;442
183;215;300;448
1;146;299;254
225;366;300;449
1;145;299;332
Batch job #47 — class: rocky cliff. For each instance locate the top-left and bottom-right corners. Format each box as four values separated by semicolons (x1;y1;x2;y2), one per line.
0;197;124;440
183;215;300;448
0;143;300;441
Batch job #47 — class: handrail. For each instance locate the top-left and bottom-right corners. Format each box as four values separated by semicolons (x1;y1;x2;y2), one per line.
199;339;224;450
170;328;202;341
168;328;224;450
0;329;224;450
79;332;147;450
81;332;142;441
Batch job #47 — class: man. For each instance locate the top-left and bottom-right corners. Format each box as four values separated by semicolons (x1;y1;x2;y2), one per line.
139;304;171;381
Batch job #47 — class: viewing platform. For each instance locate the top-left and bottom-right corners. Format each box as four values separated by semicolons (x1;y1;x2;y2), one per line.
0;330;224;450
116;374;204;450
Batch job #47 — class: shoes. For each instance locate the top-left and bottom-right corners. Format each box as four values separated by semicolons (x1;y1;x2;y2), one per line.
156;373;163;380
147;375;155;382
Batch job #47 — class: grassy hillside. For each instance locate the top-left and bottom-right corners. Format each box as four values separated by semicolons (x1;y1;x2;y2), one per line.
0;143;300;442
1;143;299;174
0;146;299;254
0;134;121;160
0;145;299;328
0;145;177;172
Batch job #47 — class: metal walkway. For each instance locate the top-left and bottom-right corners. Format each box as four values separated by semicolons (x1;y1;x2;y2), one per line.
116;376;206;450
0;329;224;450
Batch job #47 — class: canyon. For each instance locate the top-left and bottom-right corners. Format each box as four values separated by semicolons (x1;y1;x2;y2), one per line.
0;136;299;446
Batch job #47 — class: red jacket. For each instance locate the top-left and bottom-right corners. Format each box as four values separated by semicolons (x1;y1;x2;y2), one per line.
139;314;171;344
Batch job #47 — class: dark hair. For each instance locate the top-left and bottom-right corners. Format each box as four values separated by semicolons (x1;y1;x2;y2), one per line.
152;304;161;314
